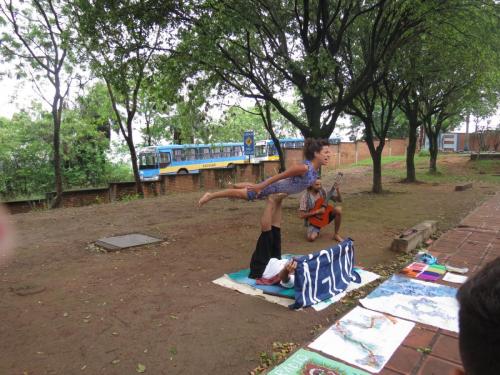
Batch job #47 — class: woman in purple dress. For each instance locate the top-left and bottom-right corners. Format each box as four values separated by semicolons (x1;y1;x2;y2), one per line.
198;138;331;206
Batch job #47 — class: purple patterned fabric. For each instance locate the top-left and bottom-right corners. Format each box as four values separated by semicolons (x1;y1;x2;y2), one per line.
247;160;318;200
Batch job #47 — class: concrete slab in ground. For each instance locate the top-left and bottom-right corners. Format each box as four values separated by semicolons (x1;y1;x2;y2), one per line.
95;233;162;251
391;221;438;253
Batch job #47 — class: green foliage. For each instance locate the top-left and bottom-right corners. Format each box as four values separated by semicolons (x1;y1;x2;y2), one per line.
0;110;53;198
105;163;133;183
76;82;115;137
0;98;130;200
1;0;79;205
176;0;434;138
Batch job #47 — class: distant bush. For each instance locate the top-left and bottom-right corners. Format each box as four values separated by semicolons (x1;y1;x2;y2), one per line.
418;149;430;157
105;163;133;183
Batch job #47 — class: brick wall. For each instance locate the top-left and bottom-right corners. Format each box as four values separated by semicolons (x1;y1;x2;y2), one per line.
262;161;281;179
4;199;47;214
165;173;200;192
235;163;260;183
467;132;500;152
110;182;137;201
285;139;408;171
45;188;110;208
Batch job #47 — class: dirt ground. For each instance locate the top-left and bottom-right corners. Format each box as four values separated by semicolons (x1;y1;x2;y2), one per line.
1;155;498;375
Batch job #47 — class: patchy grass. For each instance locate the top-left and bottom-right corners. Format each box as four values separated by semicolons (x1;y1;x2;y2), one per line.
385;154;500;185
353;155;408;166
351;153;500;185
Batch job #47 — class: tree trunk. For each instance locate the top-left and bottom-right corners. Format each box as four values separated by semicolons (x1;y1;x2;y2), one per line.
464;113;470;151
173;128;181;144
364;121;384;194
262;102;286;172
428;133;439;174
145;118;152;146
126;135;144;196
405;123;418;182
372;151;383;193
50;100;63;208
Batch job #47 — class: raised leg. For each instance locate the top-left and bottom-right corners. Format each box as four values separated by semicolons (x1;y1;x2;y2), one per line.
229;182;254;189
198;188;248;207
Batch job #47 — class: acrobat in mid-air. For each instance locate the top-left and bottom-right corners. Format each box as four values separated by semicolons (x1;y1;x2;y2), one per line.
198;138;331;207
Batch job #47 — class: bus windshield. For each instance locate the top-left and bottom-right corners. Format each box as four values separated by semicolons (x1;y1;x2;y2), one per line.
139;152;158;169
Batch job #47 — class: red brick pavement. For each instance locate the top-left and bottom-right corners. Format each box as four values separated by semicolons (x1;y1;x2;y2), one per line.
378;192;500;375
302;193;500;375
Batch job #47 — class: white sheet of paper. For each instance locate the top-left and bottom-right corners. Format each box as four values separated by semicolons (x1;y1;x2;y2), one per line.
443;272;468;284
309;306;414;373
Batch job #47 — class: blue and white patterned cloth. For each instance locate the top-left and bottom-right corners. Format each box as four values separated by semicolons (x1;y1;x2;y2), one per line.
247;160;318;200
292;238;361;309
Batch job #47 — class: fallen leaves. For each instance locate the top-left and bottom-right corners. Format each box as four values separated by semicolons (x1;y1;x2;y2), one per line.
136;363;146;373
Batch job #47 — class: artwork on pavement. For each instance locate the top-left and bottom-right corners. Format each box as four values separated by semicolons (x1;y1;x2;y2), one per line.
268;348;369;375
308;306;414;373
401;262;447;282
360;274;459;332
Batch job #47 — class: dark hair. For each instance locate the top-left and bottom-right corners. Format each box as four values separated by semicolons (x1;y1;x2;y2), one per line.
303;138;330;160
456;257;500;375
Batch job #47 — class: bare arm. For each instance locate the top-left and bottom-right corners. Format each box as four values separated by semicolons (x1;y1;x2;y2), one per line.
299;207;325;219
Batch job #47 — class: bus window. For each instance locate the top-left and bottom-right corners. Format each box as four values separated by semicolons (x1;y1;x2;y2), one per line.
186;148;196;161
255;145;266;157
158;152;171;168
211;147;223;159
173;149;184;162
139;152;158;169
196;147;209;160
223;146;231;157
231;146;242;156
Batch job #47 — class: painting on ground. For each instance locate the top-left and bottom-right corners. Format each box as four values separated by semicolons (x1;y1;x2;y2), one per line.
360;274;459;332
308;306;414;373
268;348;370;375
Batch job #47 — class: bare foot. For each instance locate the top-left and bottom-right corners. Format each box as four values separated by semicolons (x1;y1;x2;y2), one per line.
333;233;343;242
198;192;211;207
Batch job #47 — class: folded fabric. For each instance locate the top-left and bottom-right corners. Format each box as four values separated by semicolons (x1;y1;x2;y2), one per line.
292;238;361;309
256;274;281;285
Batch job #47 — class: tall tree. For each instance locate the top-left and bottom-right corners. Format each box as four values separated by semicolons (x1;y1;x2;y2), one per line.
399;1;500;176
72;0;176;195
347;76;406;192
177;0;435;139
0;0;76;207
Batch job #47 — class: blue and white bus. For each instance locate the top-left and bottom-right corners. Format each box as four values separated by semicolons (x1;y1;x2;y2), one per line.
138;143;246;181
251;136;342;163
